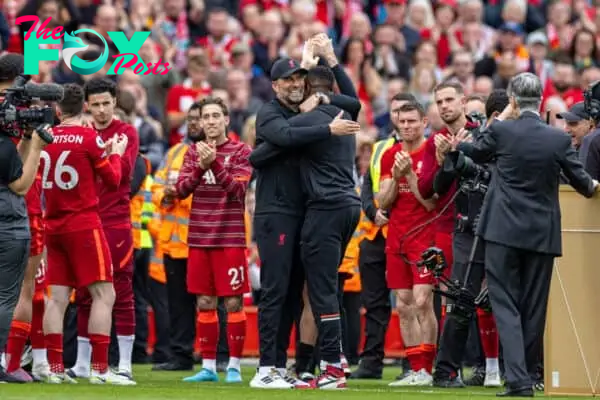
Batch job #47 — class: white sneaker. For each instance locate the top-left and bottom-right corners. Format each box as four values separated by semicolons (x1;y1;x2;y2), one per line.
66;366;90;379
249;369;294;389
299;371;315;382
314;365;346;390
340;355;351;378
32;362;50;381
484;370;502;387
389;370;417;386
89;370;137;386
280;372;311;389
412;369;433;386
46;372;78;384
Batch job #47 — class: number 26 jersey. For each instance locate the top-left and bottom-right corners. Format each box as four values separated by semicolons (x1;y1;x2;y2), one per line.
41;125;122;234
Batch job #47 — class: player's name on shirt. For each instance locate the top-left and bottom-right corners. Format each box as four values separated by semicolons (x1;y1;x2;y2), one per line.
52;134;85;145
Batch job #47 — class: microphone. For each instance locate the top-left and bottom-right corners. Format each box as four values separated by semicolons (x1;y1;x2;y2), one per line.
23;83;64;102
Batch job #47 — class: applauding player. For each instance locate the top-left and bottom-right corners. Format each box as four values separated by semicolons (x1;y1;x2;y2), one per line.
172;97;253;384
69;78;140;383
41;83;130;384
378;101;438;386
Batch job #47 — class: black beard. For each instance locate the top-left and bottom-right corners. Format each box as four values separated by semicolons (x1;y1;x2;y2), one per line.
188;130;205;143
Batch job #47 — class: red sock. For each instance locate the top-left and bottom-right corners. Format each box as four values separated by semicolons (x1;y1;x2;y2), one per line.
226;311;246;359
421;343;437;374
405;345;423;372
6;321;31;372
197;310;219;361
31;299;45;349
89;333;110;374
477;309;499;358
45;333;64;374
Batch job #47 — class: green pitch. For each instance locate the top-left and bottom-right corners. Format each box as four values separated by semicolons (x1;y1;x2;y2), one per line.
0;366;586;400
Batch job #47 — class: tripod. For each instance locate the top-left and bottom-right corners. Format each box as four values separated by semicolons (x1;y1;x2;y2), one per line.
419;235;490;317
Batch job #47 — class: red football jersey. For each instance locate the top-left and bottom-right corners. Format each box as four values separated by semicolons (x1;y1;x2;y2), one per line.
380;142;434;252
175;140;253;248
41;125;122;234
25;168;43;216
95;118;139;229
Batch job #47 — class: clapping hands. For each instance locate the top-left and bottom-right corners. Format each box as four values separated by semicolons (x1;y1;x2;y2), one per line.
392;151;412;180
196;141;216;169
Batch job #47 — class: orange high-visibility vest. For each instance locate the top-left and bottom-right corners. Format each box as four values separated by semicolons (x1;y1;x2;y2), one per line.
152;143;192;259
340;187;367;292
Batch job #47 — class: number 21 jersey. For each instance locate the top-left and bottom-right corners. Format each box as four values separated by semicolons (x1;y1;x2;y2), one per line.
41;125;122;234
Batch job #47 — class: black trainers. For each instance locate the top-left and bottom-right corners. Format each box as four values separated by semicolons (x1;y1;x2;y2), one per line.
464;367;485;386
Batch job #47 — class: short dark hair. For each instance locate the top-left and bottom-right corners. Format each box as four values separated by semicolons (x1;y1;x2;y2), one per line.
485;89;509;119
306;66;335;92
391;92;417;103
553;51;573;66
59;83;85;116
434;80;464;95
84;78;117;100
398;100;425;118
465;94;486;104
117;89;136;115
197;96;229;116
208;6;229;17
0;53;24;83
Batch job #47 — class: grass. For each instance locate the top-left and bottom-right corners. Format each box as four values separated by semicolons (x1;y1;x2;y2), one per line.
0;365;588;400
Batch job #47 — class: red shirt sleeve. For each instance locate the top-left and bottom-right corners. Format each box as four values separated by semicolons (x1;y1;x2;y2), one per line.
121;124;140;184
417;135;439;199
380;146;396;182
166;86;182;113
175;145;204;198
88;133;121;190
211;143;253;203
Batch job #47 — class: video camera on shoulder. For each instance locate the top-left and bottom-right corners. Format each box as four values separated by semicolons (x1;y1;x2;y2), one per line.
0;74;63;143
444;150;490;189
584;80;600;123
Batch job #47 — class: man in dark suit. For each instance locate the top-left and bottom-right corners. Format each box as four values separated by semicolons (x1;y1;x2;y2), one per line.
456;72;598;397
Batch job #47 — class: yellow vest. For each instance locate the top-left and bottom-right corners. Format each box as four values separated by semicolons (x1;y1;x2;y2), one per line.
151;143;193;259
131;174;154;250
363;137;395;240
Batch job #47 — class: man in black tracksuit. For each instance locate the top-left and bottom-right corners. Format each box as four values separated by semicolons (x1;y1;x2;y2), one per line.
249;56;360;389
251;66;361;388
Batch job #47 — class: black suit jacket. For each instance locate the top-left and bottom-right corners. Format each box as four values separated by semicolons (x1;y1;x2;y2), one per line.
458;111;595;256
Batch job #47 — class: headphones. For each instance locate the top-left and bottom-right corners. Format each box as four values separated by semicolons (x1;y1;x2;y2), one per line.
584;81;600;123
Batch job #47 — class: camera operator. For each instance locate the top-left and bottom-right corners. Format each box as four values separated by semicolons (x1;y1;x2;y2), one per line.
431;90;509;389
0;53;49;379
578;80;600;179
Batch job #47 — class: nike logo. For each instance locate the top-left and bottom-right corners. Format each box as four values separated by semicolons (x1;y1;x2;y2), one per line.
116;241;125;248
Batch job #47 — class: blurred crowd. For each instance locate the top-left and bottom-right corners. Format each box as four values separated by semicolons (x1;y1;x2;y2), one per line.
1;0;600;178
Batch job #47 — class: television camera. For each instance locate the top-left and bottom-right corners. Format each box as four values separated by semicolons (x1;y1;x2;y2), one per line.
418;142;492;318
584;80;600;123
0;74;64;144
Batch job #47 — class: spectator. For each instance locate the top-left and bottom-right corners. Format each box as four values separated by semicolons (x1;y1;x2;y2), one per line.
165;54;212;146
